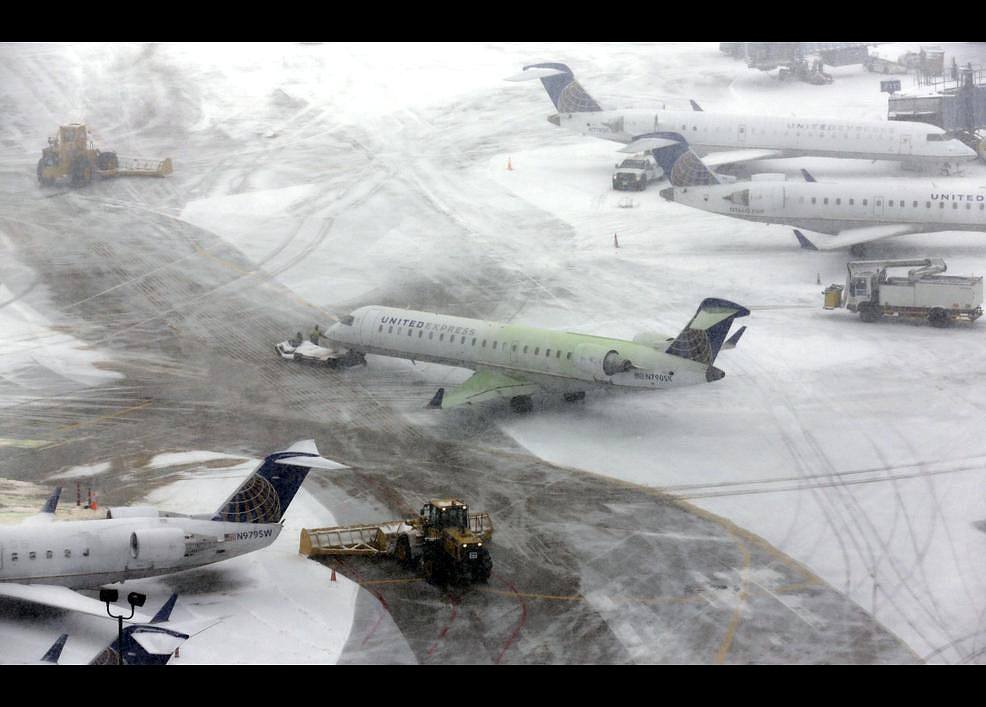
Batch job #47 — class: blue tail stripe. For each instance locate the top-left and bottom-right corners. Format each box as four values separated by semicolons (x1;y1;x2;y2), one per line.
523;62;602;113
213;452;318;523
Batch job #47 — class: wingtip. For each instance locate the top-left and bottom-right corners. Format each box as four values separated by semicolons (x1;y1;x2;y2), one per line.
793;229;818;250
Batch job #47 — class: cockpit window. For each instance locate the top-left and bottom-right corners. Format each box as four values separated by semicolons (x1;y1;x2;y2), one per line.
926;133;946;142
338;315;354;326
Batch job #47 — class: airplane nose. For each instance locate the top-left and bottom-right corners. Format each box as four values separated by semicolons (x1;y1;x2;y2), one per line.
659;187;674;202
547;114;560;126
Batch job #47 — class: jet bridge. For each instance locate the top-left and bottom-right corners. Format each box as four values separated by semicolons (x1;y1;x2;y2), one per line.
889;64;986;153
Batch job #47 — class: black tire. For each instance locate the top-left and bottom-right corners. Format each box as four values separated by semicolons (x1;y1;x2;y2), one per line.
510;395;533;413
36;159;53;186
563;392;586;403
70;156;92;187
858;305;881;323
96;151;118;171
475;548;493;583
928;308;950;328
395;535;417;568
850;244;866;257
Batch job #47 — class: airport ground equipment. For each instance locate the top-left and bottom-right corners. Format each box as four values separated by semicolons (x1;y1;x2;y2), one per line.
300;499;494;584
275;337;365;367
612;154;661;191
823;258;983;327
36;124;173;187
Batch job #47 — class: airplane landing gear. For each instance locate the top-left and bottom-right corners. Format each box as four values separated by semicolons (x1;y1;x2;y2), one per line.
510;395;534;413
850;244;867;257
563;392;586;403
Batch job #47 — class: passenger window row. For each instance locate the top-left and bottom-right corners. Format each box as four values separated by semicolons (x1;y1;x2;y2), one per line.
375;323;574;360
798;196;984;211
10;547;88;561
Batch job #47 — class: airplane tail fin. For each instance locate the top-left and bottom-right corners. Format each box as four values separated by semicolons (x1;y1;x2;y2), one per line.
647;132;721;187
509;62;603;113
665;298;750;381
41;487;61;514
41;634;68;664
212;440;347;524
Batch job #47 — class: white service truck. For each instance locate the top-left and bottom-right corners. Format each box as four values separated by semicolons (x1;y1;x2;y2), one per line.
823;258;983;327
612;154;662;191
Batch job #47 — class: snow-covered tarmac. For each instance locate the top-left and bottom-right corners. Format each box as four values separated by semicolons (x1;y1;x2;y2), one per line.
2;41;986;663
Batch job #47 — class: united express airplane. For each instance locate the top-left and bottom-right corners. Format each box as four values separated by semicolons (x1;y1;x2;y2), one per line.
324;299;749;411
507;62;977;169
0;441;343;619
650;132;986;251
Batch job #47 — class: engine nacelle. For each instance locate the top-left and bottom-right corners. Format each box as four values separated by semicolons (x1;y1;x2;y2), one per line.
105;506;160;519
574;344;633;379
129;527;186;564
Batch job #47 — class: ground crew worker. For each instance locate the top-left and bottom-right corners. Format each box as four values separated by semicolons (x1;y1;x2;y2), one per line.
290;331;303;347
310;324;322;345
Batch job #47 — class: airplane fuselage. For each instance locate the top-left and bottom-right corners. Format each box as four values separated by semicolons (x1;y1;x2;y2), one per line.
557;109;976;165
0;516;281;588
665;179;986;236
325;306;712;392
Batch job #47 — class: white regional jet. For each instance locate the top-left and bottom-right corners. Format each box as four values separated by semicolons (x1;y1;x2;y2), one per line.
323;299;749;412
650;132;986;252
0;440;344;620
506;62;977;170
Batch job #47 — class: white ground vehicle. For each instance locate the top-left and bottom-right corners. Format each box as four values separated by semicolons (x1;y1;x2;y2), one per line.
612;154;662;191
275;339;343;365
823;258;983;327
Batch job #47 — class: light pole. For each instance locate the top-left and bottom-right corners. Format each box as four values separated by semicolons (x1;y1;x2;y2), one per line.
99;588;146;665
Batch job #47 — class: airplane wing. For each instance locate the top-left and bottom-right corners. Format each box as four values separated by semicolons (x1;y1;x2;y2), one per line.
0;583;154;623
803;223;923;251
698;149;785;167
441;369;540;409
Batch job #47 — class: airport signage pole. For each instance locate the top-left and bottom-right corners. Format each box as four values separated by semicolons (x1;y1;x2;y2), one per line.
100;589;147;665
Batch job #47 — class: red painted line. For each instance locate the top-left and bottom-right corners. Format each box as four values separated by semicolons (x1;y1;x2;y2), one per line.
426;592;459;660
495;578;527;665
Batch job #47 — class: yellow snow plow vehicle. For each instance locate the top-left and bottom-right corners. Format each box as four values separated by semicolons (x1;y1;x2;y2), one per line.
37;123;172;187
300;498;494;585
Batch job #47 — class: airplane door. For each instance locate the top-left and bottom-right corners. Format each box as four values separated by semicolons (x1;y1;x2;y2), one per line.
900;133;912;155
509;341;521;365
737;123;748;145
360;309;380;343
872;196;886;218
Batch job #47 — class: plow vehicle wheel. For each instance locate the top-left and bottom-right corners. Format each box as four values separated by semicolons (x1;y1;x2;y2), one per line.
70;156;93;186
475;547;493;582
36;159;54;186
928;308;950;328
395;535;416;568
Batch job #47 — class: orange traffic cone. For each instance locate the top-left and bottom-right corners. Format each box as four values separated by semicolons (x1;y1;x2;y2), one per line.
331;568;337;582
91;492;97;511
507;156;514;171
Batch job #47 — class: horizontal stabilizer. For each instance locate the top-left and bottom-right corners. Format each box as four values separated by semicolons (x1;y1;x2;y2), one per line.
504;67;568;81
442;369;539;409
722;325;747;350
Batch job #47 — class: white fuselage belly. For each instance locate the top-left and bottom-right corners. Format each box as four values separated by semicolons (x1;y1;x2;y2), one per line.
560;109;974;164
0;517;280;588
674;181;986;235
325;307;710;391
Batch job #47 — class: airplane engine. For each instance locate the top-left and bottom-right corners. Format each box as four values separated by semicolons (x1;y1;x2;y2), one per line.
129;528;186;564
574;344;633;379
105;506;160;519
